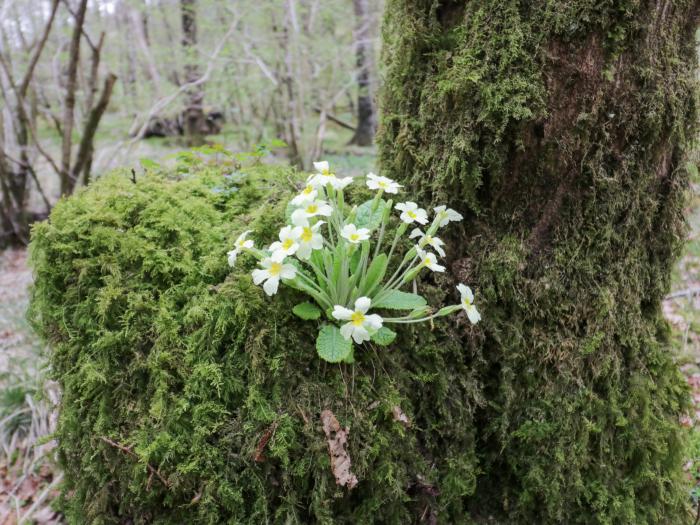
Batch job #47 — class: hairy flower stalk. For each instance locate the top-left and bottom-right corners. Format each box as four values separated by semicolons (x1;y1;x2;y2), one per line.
228;161;481;362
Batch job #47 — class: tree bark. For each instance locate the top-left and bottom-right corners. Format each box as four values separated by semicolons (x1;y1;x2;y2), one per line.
59;0;88;196
72;73;117;185
348;0;376;146
379;1;700;523
180;0;205;145
0;0;59;246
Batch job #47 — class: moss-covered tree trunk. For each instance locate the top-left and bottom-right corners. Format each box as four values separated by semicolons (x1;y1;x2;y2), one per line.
380;1;699;523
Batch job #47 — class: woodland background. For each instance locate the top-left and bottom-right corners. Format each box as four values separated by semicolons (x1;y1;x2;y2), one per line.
1;1;700;523
1;0;382;521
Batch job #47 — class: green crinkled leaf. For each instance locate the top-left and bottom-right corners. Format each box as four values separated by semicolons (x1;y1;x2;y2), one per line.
292;302;322;320
316;325;353;363
361;254;388;295
371;326;396;346
373;290;427;310
355;199;385;230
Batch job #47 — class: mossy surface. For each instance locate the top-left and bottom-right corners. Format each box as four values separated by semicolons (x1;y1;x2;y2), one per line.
379;1;699;523
29;166;483;524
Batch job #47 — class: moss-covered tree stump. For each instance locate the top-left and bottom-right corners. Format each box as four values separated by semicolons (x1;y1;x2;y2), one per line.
379;1;699;523
29;168;482;524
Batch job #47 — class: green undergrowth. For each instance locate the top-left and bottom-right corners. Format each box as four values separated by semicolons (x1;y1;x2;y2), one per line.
28;164;483;524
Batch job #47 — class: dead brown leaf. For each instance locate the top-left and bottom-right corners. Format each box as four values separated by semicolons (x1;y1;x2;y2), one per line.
320;409;358;490
253;422;278;463
392;405;411;427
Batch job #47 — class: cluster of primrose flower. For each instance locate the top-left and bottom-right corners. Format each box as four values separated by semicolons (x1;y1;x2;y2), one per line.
227;161;480;362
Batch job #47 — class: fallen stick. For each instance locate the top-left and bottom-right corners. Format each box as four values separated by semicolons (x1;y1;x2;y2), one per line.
100;436;169;488
665;287;700;299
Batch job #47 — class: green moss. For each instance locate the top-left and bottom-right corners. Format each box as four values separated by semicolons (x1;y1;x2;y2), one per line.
29;165;483;523
380;1;698;523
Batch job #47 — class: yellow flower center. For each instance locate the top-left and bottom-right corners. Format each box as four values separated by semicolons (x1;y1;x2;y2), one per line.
282;238;294;250
351;311;365;326
303;186;314;195
321;169;332;177
306;204;318;213
463;298;472;307
269;262;282;276
301;227;313;242
378;181;387;188
350;233;360;241
408;211;417;219
237;240;246;248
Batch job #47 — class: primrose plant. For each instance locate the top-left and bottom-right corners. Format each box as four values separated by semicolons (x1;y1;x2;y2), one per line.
227;161;481;363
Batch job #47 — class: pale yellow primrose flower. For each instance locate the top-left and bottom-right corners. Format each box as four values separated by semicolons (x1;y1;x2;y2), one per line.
227;230;254;267
332;296;383;344
341;224;370;244
434;205;463;227
396;201;429;225
292;200;333;225
292;214;325;260
416;247;445;272
269;226;302;260
291;184;318;206
457;284;481;324
366;173;402;194
252;256;297;296
309;160;353;190
409;228;446;257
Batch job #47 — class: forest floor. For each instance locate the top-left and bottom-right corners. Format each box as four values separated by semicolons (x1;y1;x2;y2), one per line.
1;148;699;522
662;171;700;505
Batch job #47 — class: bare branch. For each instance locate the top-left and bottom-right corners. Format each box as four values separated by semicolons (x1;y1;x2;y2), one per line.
59;0;88;195
72;73;117;184
18;0;60;98
96;11;242;171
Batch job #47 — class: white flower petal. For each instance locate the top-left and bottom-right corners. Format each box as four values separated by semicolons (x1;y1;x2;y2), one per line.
291;209;308;226
355;296;371;313
333;177;353;190
252;269;268;285
262;276;280;296
279;264;297;279
332;306;354;321
313;160;329;173
317;203;333;216
340;323;355;341
270;250;287;262
409;228;423;239
364;314;383;330
296;243;312;260
310;235;324;249
466;305;481;324
414;209;429;225
464;286;474;303
351;325;370;344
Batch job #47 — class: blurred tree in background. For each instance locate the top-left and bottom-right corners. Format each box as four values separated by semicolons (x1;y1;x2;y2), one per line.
0;0;383;247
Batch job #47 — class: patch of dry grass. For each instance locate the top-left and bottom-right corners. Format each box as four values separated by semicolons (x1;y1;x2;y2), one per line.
0;249;62;525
